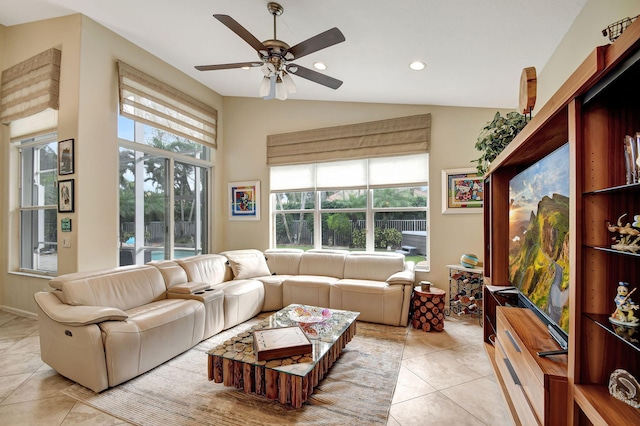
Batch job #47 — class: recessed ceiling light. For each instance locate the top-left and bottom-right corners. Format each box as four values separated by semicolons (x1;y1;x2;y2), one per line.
313;62;327;70
241;66;250;70
409;61;426;71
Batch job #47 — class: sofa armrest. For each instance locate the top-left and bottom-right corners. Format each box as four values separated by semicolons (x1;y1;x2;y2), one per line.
34;291;128;326
386;268;415;285
166;281;211;294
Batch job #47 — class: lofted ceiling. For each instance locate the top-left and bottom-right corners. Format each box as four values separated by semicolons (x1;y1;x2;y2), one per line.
0;0;588;108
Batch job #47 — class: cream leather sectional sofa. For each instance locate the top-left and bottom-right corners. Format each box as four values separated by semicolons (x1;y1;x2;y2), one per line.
34;248;415;392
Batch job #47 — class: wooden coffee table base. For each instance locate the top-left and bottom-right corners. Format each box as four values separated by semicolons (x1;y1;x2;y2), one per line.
208;321;356;408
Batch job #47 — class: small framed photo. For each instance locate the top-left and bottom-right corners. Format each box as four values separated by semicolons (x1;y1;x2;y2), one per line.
58;138;74;175
58;179;74;213
442;168;484;214
229;180;260;221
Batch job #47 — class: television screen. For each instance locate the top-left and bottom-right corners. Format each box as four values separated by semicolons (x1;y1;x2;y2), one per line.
508;143;570;345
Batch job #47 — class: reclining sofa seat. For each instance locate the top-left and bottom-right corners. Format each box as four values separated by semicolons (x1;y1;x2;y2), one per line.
175;253;264;330
262;248;415;326
34;265;206;392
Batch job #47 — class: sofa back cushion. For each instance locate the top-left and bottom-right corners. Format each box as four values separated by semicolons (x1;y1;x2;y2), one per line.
343;252;405;281
148;260;188;289
264;248;303;275
299;249;348;278
176;254;228;285
49;265;166;311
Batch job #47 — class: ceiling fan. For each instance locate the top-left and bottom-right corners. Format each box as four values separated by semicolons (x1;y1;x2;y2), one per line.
195;2;345;100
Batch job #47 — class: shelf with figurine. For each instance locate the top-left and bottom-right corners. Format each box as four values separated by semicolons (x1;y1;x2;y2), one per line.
446;258;483;324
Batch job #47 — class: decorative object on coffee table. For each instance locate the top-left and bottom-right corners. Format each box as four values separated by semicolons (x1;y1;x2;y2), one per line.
410;286;445;332
288;305;332;338
253;326;312;361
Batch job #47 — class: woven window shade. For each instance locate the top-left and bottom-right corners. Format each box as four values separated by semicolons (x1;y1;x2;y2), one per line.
117;61;218;149
266;113;431;166
1;48;61;124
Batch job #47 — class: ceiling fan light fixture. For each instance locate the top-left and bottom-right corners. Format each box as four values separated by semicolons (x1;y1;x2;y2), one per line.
275;77;287;100
259;76;272;97
313;62;327;70
409;61;426;71
281;71;297;93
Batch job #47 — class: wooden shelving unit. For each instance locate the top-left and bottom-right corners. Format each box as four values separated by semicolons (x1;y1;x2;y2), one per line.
483;19;640;426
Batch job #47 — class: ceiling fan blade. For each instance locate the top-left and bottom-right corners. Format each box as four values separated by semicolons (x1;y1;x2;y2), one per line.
213;14;266;52
286;28;345;60
286;64;343;90
195;62;262;71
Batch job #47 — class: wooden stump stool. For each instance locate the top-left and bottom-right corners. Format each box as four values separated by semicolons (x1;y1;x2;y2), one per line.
410;286;446;332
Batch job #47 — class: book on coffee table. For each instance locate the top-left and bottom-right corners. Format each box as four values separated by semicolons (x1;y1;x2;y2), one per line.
253;326;312;361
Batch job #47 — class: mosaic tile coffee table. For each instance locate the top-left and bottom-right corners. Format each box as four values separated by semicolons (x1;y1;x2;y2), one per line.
207;304;359;407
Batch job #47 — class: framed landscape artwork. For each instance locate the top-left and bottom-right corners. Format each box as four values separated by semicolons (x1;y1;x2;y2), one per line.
229;180;260;221
442;168;484;214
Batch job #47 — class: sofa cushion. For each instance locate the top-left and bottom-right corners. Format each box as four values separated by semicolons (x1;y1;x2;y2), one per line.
177;254;228;285
343;251;405;281
100;298;205;387
330;279;406;326
256;274;289;311
282;275;336;307
299;249;347;278
211;279;265;329
224;250;271;280
264;248;303;275
52;265;167;311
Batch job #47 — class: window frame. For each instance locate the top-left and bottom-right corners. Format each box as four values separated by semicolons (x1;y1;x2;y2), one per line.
15;132;59;275
270;155;429;265
118;118;213;264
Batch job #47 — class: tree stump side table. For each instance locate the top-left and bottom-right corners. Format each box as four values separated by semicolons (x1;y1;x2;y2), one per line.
410;286;446;332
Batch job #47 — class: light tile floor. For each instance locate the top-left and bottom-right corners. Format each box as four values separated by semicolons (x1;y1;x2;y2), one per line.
0;309;512;425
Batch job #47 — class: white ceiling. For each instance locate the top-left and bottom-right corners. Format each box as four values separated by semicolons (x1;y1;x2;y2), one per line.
0;0;588;108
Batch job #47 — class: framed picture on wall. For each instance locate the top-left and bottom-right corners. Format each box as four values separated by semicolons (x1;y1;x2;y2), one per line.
58;138;74;175
58;179;74;213
229;180;260;221
442;168;483;214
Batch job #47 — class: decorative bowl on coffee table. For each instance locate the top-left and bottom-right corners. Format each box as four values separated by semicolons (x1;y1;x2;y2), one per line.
288;306;332;338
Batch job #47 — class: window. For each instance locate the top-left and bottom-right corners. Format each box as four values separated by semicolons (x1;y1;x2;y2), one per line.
271;154;429;265
17;133;58;274
118;115;211;265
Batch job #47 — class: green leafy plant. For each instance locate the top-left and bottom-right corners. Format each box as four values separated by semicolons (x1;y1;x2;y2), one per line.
473;111;528;175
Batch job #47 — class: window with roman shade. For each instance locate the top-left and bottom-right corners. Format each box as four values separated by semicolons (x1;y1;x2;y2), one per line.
117;61;218;149
269;114;430;260
1;48;61;138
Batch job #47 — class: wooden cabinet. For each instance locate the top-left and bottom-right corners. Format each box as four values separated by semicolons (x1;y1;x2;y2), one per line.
495;307;567;425
483;19;640;426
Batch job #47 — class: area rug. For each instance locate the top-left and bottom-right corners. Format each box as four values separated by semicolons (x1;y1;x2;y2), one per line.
62;319;407;425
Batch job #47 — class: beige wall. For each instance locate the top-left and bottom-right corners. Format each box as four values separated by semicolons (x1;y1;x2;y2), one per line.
0;15;223;315
537;0;639;109
222;97;504;293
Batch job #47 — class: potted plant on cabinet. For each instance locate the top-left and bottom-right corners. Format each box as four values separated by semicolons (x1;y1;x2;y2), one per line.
473;111;527;175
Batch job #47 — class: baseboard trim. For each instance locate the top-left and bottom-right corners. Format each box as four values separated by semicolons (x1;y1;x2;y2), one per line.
0;305;37;320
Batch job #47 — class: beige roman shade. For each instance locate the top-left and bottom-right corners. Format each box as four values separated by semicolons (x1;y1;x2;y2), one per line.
266;114;431;166
117;61;218;149
0;48;61;124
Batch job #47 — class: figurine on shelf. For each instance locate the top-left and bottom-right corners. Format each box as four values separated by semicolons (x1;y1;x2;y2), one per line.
606;213;640;252
610;282;639;327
